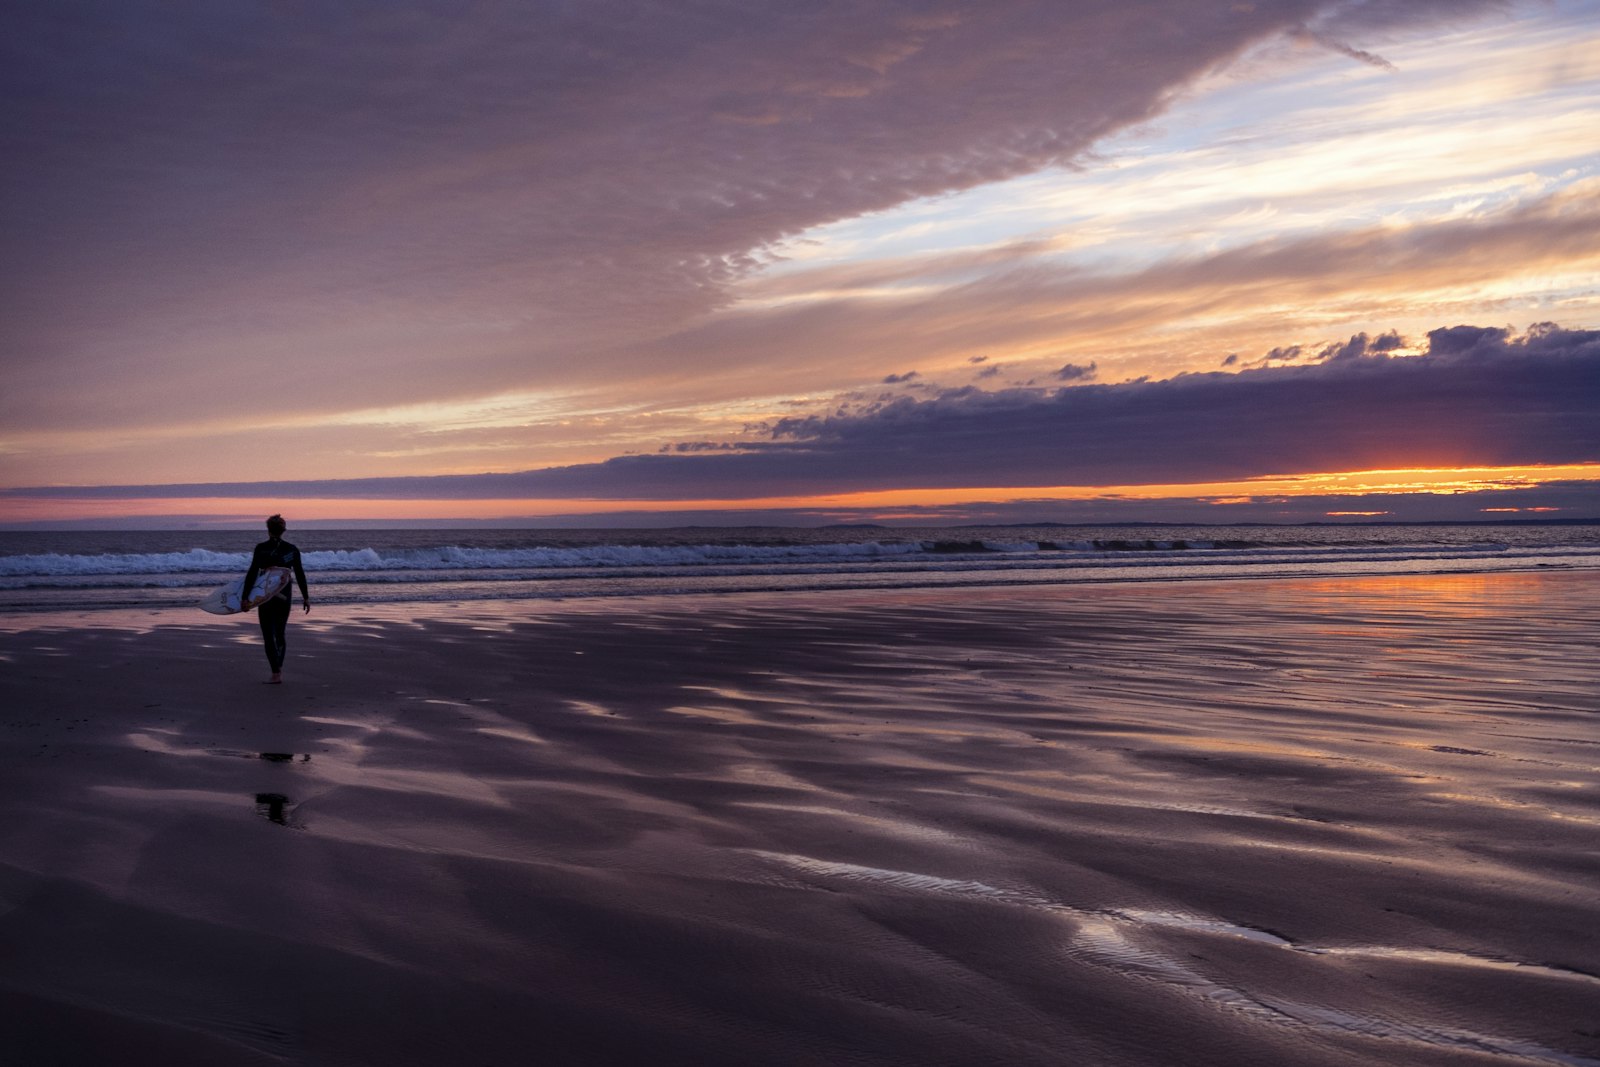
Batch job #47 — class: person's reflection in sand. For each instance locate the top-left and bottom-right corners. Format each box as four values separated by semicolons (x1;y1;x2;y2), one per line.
254;793;290;824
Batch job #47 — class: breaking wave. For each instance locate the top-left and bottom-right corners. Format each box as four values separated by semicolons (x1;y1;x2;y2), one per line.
2;524;1596;612
0;537;1521;578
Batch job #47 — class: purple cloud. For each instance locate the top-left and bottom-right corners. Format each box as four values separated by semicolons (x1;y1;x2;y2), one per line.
1311;330;1405;363
9;323;1595;503
0;0;1507;433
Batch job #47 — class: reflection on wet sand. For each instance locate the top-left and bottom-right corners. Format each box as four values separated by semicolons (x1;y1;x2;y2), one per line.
253;792;290;825
1;573;1597;1066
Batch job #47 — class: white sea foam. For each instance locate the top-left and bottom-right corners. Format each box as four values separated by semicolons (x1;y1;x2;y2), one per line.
2;525;1596;612
0;537;1548;579
0;547;252;576
0;540;934;577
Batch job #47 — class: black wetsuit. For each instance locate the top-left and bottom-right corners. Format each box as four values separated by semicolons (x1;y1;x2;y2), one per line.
242;538;309;673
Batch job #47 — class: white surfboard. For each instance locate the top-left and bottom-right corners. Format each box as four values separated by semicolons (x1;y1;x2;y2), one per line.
200;567;293;615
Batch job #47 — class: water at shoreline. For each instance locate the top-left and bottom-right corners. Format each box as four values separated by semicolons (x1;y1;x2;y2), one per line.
3;523;1598;614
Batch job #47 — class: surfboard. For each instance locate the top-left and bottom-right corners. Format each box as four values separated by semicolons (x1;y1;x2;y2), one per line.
200;567;293;615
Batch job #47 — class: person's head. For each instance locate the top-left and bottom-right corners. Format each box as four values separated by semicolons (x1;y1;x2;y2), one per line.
266;514;286;537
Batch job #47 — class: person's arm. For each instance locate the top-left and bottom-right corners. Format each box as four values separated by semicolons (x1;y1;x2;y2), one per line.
240;547;261;606
294;554;310;613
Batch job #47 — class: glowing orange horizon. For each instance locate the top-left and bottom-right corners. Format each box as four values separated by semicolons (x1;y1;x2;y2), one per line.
2;463;1594;525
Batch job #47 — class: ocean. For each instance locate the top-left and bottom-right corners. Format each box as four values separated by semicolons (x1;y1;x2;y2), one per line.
3;523;1599;615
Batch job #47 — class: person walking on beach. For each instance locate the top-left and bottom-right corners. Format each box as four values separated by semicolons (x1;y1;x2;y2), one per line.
242;514;310;684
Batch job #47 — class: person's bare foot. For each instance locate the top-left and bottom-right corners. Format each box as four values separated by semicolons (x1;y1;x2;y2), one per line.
267;672;282;685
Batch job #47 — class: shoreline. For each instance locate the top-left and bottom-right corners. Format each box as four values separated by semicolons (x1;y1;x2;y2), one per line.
4;554;1599;626
3;572;1598;1065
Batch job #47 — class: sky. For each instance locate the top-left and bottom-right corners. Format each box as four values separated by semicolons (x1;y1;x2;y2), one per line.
3;0;1598;529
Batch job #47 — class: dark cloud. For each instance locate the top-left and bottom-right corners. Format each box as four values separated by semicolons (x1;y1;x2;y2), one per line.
1316;329;1405;362
659;441;756;454
1425;324;1510;357
750;323;1599;490
882;371;920;384
1292;27;1398;71
1054;362;1098;382
10;323;1595;503
0;0;1499;431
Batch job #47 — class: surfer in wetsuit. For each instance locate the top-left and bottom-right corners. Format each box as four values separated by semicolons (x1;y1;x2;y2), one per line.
242;514;310;684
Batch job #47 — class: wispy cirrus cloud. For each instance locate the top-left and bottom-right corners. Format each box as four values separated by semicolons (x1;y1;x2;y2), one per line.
633;179;1600;391
4;0;1596;527
1;1;1514;436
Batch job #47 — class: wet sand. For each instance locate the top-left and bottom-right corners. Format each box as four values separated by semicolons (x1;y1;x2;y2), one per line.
1;572;1598;1066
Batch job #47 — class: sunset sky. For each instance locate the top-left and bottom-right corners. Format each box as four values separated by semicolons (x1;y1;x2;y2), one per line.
3;0;1598;528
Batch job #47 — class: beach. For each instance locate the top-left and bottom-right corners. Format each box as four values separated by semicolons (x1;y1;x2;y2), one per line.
2;572;1598;1066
